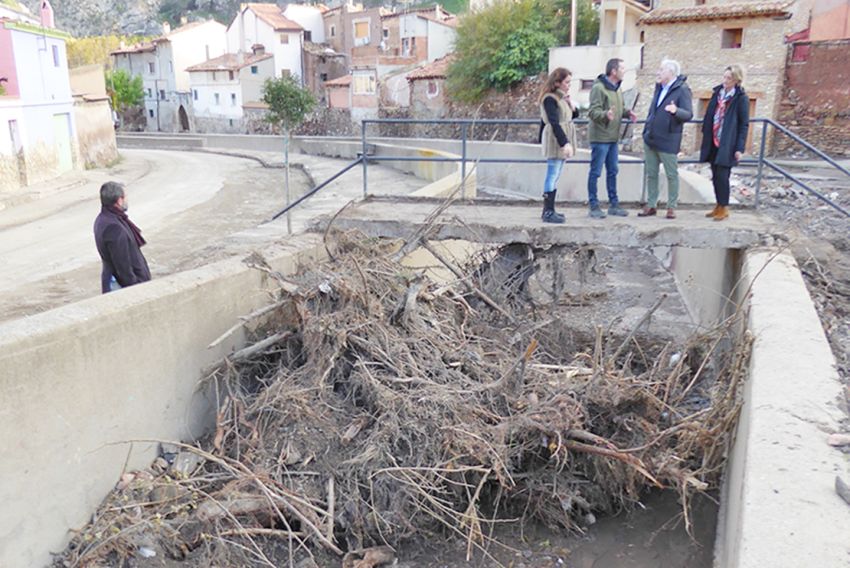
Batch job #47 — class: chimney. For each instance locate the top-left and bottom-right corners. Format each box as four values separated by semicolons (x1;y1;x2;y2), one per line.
162;21;171;34
40;0;55;29
252;43;265;56
180;16;188;25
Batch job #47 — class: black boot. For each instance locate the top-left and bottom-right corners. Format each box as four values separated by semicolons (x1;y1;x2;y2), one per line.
542;192;565;224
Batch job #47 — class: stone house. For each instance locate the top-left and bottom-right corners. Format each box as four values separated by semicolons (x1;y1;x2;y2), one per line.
302;41;348;104
0;3;78;192
406;54;452;115
112;20;227;133
323;3;388;61
227;3;305;82
635;0;813;154
323;67;379;121
186;50;276;133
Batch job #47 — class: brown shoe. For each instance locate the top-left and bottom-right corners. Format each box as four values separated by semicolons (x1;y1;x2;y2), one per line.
666;208;676;219
637;207;657;217
713;206;729;221
705;206;719;218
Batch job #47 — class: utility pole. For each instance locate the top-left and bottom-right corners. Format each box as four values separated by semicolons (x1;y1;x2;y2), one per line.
570;0;577;46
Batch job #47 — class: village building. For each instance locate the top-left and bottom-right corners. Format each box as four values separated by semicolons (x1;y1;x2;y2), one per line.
406;54;452;115
0;1;78;192
302;41;348;103
635;0;814;154
322;3;388;60
549;0;648;108
111;20;227;133
227;3;305;82
186;50;276;133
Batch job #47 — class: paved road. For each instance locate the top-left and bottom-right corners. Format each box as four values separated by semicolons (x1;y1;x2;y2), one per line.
0;149;426;322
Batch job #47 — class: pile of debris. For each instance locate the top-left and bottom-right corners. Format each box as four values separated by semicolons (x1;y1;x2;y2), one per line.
56;232;749;568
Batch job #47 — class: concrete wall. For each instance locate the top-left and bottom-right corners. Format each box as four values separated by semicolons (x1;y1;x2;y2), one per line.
716;250;850;568
74;98;119;169
0;234;324;568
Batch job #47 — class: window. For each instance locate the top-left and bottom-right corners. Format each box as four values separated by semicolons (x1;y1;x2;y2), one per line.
352;71;376;95
147;88;153;97
214;93;220;105
320;72;328;82
231;93;237;106
722;28;743;49
304;30;312;42
427;80;438;96
51;45;59;67
159;89;166;100
580;79;594;90
148;62;155;73
148;109;154;118
169;61;173;72
383;28;389;38
639;30;645;43
791;43;810;62
192;89;198;101
212;71;217;81
228;71;235;80
354;20;370;45
229;119;234;127
251;65;258;74
280;33;289;44
281;69;291;78
330;25;335;37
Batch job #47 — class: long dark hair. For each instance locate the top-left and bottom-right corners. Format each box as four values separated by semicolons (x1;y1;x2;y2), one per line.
539;67;571;104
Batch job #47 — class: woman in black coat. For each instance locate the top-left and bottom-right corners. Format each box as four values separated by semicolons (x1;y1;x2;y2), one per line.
700;64;749;221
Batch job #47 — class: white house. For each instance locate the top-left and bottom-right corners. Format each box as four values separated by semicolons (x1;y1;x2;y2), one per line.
227;3;305;83
283;4;326;44
111;20;227;132
396;12;456;62
186;50;276;133
0;3;78;192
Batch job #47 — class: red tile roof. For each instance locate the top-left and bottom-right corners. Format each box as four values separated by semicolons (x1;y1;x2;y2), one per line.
111;42;156;55
245;3;303;31
325;74;352;87
406;55;454;81
639;1;791;24
186;52;273;72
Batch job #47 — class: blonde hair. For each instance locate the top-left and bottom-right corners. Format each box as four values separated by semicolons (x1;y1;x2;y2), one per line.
725;64;744;86
539;67;572;103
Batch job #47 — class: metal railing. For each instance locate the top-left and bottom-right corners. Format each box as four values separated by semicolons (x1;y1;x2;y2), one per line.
271;117;850;220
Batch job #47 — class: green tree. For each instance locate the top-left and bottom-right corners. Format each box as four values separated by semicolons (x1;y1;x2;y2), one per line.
261;75;316;233
106;69;144;127
447;0;600;103
447;0;556;103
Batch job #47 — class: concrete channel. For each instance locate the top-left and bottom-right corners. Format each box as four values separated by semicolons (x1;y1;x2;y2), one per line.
0;137;847;567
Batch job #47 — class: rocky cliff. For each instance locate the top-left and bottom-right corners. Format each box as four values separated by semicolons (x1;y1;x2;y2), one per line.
21;0;245;38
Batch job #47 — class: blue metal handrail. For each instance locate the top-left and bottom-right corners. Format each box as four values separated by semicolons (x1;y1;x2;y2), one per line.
273;116;848;223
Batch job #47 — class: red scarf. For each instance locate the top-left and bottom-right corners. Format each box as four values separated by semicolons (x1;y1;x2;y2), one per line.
111;205;146;247
712;89;733;148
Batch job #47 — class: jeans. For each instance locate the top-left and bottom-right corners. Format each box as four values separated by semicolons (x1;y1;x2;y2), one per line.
708;146;731;206
587;142;619;209
645;147;680;208
543;158;565;194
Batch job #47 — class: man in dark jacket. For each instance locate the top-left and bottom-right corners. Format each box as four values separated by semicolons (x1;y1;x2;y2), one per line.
93;181;151;293
638;59;693;219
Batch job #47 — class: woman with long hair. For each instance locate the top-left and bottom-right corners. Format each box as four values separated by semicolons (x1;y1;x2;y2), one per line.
700;64;749;221
538;67;578;223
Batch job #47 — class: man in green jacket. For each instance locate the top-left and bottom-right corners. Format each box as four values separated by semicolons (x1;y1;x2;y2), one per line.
586;58;637;218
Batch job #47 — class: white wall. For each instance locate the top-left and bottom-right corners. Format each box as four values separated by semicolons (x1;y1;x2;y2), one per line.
190;71;243;119
228;8;304;82
284;4;326;43
239;57;276;103
426;20;456;62
169;21;227;92
399;13;427;38
548;44;643;107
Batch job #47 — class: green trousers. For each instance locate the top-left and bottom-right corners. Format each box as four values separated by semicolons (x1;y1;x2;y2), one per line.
645;147;679;209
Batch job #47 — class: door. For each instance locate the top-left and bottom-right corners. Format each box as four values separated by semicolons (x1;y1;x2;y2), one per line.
52;113;73;172
178;105;189;132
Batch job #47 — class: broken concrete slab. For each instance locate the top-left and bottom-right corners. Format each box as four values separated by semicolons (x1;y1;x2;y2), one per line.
326;197;781;250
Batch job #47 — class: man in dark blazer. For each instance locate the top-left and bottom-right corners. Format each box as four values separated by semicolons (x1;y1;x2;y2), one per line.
638;58;693;219
93;181;151;293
